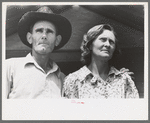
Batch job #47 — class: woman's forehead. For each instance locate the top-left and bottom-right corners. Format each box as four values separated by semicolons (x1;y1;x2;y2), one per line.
97;30;115;40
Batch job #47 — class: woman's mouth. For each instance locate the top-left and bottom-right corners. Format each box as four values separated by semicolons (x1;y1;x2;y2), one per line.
101;50;109;53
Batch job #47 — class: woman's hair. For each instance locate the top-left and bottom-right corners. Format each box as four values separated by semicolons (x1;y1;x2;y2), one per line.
80;24;121;66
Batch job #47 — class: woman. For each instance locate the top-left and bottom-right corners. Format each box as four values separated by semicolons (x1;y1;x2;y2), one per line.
63;24;139;99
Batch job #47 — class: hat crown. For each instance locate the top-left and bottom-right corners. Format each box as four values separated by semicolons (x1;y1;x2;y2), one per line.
37;6;54;14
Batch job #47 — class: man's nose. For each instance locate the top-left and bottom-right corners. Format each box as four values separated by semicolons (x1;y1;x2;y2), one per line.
42;32;47;40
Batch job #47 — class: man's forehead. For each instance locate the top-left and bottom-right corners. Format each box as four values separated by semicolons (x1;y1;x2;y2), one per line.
33;20;56;27
33;20;56;30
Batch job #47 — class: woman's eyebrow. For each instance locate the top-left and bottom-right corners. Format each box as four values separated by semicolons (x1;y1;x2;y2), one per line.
98;37;107;40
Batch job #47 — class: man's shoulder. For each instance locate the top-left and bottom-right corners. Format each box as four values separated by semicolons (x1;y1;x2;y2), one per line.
5;57;26;66
6;57;25;61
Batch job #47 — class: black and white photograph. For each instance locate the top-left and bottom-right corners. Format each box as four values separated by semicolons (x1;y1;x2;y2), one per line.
2;2;148;120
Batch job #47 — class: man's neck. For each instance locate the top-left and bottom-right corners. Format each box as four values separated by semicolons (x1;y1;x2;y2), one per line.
32;51;52;73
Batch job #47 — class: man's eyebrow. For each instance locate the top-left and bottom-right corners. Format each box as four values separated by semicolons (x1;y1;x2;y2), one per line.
46;28;54;31
35;28;54;31
35;28;43;31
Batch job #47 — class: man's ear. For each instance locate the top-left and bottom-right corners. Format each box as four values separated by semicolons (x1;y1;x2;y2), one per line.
55;35;62;46
26;32;32;44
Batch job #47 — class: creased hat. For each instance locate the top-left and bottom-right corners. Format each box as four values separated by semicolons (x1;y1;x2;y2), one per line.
18;6;72;50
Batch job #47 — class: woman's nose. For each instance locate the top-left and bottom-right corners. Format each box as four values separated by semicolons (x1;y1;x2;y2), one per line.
104;40;110;46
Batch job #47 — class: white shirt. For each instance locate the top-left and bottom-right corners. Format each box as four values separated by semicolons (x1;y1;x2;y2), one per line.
6;53;65;99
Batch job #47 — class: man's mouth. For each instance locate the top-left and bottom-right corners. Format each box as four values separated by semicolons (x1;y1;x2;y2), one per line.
39;43;48;45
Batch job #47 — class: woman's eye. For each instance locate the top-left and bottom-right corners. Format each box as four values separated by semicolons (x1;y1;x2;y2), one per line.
100;38;106;42
109;39;115;45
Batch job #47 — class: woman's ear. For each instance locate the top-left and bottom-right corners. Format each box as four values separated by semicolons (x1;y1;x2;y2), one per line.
27;32;32;44
55;35;62;46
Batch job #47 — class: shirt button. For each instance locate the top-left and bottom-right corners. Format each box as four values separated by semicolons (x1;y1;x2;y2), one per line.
104;83;107;86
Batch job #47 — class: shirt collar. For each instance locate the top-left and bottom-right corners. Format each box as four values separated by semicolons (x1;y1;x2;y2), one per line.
24;53;60;76
24;53;35;65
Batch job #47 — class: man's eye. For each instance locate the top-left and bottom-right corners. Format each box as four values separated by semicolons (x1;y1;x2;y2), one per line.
36;29;43;33
47;29;54;34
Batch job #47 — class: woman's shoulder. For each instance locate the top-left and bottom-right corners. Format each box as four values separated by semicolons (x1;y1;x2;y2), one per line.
64;66;91;83
116;67;139;98
119;67;134;78
110;66;134;79
115;67;135;81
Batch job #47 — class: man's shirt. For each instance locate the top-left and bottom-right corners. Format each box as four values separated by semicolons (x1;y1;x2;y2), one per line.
5;53;65;99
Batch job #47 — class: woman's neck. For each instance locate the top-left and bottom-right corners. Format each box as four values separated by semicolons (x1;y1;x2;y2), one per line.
88;57;110;80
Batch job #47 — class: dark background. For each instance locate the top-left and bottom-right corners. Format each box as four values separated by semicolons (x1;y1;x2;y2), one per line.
6;5;144;98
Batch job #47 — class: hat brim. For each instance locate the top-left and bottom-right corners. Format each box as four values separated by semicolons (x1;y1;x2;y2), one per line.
18;11;72;50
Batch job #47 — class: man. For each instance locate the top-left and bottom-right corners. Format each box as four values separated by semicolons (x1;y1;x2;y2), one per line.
5;6;72;99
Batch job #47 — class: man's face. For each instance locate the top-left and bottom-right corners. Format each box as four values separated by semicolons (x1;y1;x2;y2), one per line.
28;20;60;55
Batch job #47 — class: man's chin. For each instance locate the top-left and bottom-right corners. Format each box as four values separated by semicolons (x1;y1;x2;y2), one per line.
36;50;52;55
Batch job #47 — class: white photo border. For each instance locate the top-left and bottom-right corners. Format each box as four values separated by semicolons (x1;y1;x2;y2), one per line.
2;2;148;120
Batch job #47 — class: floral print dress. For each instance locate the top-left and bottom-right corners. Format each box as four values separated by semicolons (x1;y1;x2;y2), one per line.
63;66;139;99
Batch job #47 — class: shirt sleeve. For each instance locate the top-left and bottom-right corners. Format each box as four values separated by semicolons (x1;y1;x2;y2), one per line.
59;72;66;96
62;74;79;99
5;59;13;99
124;73;139;98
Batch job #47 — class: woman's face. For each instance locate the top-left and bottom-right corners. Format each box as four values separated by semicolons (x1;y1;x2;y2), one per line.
90;29;116;60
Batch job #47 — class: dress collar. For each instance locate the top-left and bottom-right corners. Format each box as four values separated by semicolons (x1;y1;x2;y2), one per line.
78;65;121;81
108;66;121;76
